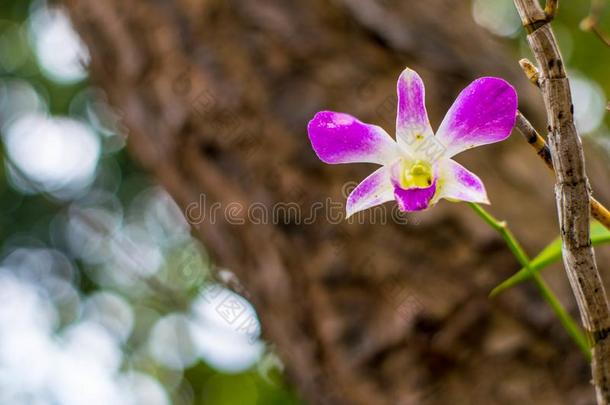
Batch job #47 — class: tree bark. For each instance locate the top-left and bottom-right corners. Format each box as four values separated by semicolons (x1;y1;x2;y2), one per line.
63;0;610;403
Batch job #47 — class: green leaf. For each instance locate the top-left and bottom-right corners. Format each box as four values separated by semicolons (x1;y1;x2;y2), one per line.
490;222;610;297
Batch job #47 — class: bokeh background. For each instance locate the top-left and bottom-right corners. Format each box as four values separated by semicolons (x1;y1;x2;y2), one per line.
0;0;608;404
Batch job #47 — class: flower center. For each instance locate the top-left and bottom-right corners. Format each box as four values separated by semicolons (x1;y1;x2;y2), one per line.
401;160;433;189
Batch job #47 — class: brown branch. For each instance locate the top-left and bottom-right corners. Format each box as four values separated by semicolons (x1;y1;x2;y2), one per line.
515;111;610;231
513;1;610;404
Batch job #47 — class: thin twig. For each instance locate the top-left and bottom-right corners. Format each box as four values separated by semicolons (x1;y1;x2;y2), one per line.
514;111;610;231
513;1;610;403
581;0;610;47
590;24;610;47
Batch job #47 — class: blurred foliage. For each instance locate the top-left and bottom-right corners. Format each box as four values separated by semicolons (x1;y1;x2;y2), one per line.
536;1;610;136
0;0;300;404
551;1;610;95
474;0;610;139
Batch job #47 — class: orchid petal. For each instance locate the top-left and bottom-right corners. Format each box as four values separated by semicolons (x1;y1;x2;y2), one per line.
436;77;517;157
393;180;437;212
308;111;399;165
346;165;394;218
434;159;489;204
396;68;435;152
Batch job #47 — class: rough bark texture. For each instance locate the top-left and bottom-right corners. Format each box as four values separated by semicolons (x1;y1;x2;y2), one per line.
63;0;610;404
514;1;610;403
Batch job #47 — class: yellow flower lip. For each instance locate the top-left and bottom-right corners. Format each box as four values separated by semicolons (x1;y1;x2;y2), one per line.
401;160;433;189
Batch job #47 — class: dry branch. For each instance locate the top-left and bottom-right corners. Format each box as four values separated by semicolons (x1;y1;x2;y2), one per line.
513;1;610;403
514;111;610;231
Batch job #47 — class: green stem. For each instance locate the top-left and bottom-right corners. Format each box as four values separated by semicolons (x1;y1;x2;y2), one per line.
469;203;591;360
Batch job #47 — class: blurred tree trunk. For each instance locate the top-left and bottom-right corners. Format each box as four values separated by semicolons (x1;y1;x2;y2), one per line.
63;0;610;404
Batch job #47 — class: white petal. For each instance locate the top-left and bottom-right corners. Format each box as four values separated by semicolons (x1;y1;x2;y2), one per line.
346;165;395;218
433;159;489;204
395;68;435;152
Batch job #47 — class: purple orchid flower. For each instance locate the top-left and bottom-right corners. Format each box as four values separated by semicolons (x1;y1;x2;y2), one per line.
307;67;518;217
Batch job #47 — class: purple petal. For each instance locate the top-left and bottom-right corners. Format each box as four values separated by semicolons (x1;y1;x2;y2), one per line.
308;111;399;165
436;77;517;157
393;180;437;212
433;159;489;204
396;68;434;150
346;165;394;218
